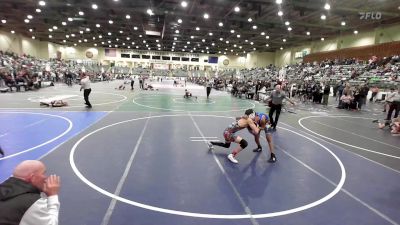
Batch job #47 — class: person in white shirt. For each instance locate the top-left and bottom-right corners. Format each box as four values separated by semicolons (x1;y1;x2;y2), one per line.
80;74;92;108
0;160;61;225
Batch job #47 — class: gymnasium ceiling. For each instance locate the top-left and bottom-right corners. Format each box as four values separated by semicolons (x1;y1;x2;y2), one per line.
0;0;400;55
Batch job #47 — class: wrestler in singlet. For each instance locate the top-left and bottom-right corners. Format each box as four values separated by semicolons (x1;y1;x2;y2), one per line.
223;120;246;142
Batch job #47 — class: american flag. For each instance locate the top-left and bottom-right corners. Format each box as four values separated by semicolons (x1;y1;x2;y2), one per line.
105;48;116;57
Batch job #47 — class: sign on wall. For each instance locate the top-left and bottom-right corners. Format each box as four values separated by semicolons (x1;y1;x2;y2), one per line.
295;50;310;59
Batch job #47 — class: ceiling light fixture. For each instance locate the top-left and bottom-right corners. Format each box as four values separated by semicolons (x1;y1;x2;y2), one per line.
109;20;113;24
237;34;241;38
36;8;41;13
24;19;30;23
62;21;67;26
27;15;33;19
324;3;331;10
203;13;209;19
276;0;282;4
248;18;252;22
181;1;188;8
218;22;223;27
234;6;240;12
341;21;346;26
252;25;257;29
126;15;131;19
1;20;6;24
354;30;358;34
39;1;46;6
96;24;100;27
147;9;154;16
278;11;283;16
78;11;84;16
321;14;326;20
11;30;15;34
306;31;310;35
92;4;98;9
195;27;200;31
178;19;182;23
261;32;265;35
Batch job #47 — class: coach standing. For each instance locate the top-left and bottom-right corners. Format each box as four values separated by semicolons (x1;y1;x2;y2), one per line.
80;73;92;108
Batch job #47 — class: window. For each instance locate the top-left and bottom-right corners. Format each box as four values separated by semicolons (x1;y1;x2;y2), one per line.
142;55;150;59
131;54;140;58
182;57;189;61
121;54;130;58
191;58;199;62
152;55;161;60
172;57;180;61
162;56;171;60
204;59;208;63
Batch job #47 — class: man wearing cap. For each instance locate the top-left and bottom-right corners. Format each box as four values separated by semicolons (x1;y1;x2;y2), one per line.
208;109;259;164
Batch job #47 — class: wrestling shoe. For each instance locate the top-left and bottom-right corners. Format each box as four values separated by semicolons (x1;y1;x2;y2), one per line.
253;147;262;152
227;154;238;164
268;153;277;163
207;142;214;150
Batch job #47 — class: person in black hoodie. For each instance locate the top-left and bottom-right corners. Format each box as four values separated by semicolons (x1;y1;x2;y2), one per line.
0;160;60;225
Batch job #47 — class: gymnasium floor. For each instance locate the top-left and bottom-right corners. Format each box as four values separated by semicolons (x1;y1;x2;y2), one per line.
0;80;399;225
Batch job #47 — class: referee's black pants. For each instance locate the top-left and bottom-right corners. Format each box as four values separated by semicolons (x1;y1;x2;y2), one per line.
84;88;92;107
269;103;282;128
206;87;211;98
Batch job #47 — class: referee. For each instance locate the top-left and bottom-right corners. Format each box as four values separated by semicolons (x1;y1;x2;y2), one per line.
206;79;212;99
267;85;295;129
80;74;92;108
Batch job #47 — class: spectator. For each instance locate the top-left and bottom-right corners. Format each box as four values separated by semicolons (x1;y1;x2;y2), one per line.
369;86;379;102
322;83;330;106
0;160;61;225
340;93;353;110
